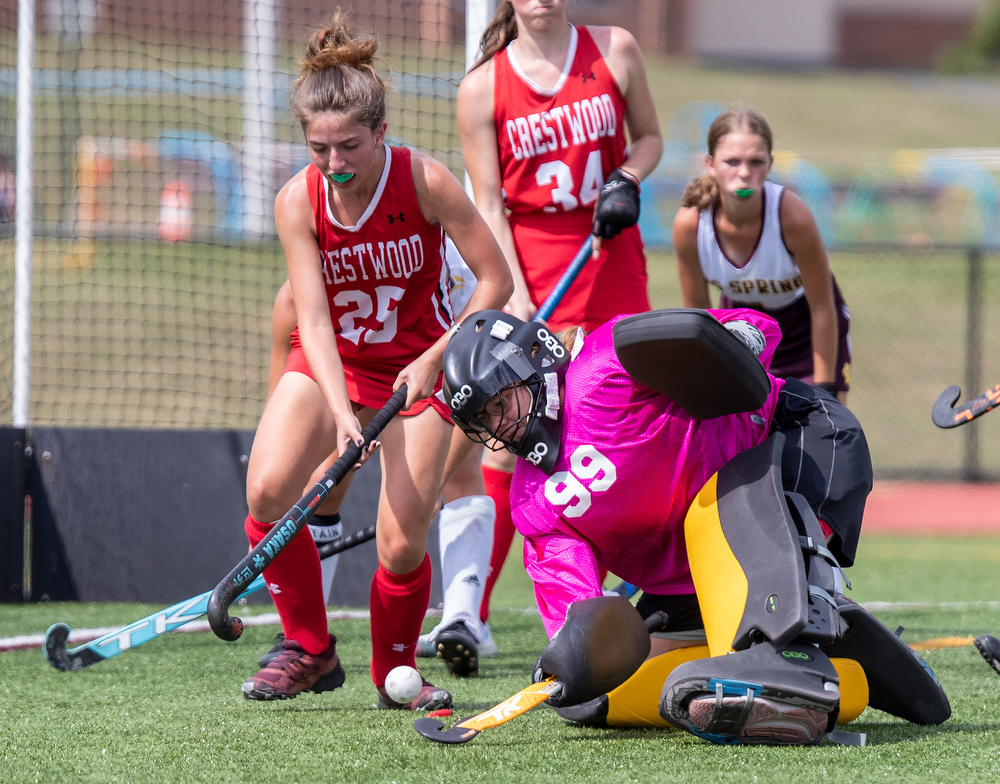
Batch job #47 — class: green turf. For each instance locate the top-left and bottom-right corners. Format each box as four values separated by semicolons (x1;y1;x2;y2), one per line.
3;533;1000;783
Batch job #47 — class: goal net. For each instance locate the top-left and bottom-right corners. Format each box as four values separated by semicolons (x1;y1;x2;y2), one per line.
0;0;467;428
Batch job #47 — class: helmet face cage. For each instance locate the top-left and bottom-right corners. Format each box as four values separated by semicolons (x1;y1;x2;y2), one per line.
459;378;543;455
443;310;569;472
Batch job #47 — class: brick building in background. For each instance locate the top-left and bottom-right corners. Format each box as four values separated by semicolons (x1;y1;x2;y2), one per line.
10;0;989;69
648;0;990;68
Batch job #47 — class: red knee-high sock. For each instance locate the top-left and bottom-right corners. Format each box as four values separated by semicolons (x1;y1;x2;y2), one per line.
244;514;329;655
480;464;515;624
369;553;432;686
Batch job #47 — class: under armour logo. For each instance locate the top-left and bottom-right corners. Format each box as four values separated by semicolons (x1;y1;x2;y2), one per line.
392;643;406;652
581;72;596;82
387;212;405;223
267;582;281;595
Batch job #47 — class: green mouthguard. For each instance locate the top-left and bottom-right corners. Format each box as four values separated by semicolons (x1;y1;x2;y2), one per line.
329;172;354;184
735;188;754;199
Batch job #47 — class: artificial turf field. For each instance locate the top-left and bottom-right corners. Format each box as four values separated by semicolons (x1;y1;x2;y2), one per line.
2;533;1000;784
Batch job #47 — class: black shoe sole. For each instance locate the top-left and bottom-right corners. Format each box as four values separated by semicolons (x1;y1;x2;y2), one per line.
975;634;1000;677
436;631;479;678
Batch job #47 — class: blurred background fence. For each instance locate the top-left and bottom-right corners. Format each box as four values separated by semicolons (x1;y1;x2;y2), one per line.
1;0;999;482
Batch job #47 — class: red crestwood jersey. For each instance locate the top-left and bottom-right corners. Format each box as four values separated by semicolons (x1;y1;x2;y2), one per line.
494;25;628;225
303;145;452;399
492;26;648;331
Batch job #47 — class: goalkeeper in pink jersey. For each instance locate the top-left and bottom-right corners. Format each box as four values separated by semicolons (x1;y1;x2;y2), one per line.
443;306;867;642
438;307;950;746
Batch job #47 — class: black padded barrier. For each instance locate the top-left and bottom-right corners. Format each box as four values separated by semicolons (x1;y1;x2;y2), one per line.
0;428;27;602
25;428;424;607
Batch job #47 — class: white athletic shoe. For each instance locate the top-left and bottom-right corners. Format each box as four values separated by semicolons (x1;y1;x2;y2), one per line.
416;627;438;658
478;623;498;657
416;621;497;658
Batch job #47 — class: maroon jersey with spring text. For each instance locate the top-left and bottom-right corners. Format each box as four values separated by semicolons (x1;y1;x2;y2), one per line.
304;145;452;381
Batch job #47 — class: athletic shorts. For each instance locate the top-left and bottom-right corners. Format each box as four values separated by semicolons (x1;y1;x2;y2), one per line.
284;338;452;423
720;278;852;392
635;591;706;641
509;216;649;333
770;378;873;567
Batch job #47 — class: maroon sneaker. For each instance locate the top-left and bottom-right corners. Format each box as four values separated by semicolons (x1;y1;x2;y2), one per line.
377;677;453;711
241;636;344;701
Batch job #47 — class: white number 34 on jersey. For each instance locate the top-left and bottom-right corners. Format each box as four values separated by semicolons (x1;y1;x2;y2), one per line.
543;445;617;518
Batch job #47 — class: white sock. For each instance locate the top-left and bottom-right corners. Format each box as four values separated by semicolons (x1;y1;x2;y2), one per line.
308;517;343;605
438;495;495;634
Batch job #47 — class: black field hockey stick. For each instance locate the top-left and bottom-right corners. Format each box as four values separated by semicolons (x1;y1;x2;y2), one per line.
43;523;378;672
932;383;1000;429
207;385;407;642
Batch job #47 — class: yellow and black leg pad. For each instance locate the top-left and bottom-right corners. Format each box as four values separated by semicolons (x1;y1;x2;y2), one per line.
821;594;950;725
659;641;841;745
554;645;710;728
554;650;868;730
830;657;869;724
686;433;827;656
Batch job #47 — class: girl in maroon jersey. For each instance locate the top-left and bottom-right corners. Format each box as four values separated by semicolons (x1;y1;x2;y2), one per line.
238;12;512;708
673;107;851;403
422;0;662;657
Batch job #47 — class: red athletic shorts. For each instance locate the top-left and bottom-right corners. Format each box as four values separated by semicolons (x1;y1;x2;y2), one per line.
284;337;452;423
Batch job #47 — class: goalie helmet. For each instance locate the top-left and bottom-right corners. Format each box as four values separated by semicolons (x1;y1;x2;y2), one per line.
443;310;570;473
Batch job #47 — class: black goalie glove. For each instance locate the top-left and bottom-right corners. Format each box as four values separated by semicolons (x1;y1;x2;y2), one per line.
592;168;641;240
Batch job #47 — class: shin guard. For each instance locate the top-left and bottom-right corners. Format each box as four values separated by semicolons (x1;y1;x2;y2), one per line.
660;641;841;746
438;495;495;629
685;434;847;656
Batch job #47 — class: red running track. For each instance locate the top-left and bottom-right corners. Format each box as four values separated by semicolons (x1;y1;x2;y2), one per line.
863;481;1000;535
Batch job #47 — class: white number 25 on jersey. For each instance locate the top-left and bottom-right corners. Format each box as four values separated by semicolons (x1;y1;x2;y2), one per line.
543;444;617;518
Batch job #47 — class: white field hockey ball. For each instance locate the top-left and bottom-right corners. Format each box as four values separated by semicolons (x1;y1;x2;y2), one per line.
384;665;423;704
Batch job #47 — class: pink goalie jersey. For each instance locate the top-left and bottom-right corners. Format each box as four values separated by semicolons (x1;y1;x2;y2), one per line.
510;309;786;638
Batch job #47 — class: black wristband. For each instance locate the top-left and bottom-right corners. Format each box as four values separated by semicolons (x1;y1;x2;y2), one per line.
815;382;839;395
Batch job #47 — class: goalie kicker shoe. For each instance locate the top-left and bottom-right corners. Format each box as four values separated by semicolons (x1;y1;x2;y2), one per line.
377;678;454;711
660;641;840;746
241;635;345;700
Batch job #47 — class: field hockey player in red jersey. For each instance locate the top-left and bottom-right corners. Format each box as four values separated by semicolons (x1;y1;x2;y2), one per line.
237;12;512;709
417;0;663;670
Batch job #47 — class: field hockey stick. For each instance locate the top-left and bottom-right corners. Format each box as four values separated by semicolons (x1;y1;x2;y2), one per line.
42;523;378;672
932;383;1000;429
414;611;669;744
208;385;407;642
532;236;593;323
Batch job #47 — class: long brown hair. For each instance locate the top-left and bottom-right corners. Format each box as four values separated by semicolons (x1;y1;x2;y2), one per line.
290;10;392;131
681;106;775;211
471;1;518;71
